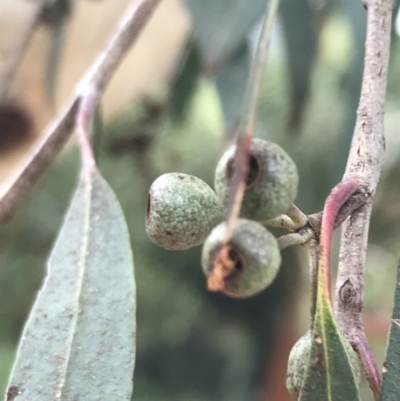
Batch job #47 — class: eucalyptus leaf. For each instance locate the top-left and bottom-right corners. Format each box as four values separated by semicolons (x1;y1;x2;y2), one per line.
184;0;267;65
299;296;361;401
41;0;73;107
380;260;400;401
215;42;252;134
169;39;202;122
280;0;317;131
5;167;136;401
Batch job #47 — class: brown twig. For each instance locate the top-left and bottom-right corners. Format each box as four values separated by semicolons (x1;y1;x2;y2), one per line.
0;0;162;222
333;1;392;399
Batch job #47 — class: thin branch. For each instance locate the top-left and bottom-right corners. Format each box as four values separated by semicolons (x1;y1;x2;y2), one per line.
333;1;392;399
264;214;296;231
277;231;313;251
286;203;308;229
0;0;162;222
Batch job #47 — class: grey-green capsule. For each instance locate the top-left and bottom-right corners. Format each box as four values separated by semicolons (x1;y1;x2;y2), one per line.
146;173;226;250
286;331;361;399
214;138;299;221
286;331;312;399
201;219;281;298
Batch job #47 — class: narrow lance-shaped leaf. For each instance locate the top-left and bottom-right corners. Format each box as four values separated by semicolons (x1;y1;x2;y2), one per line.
5;167;136;401
184;0;268;66
215;42;252;135
169;38;202;122
40;0;73;107
380;259;400;401
298;295;361;401
280;0;317;131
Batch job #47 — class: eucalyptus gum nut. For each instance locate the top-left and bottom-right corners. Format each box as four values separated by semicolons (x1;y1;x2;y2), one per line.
286;331;361;399
286;331;312;399
146;173;226;250
201;219;281;298
214;138;299;221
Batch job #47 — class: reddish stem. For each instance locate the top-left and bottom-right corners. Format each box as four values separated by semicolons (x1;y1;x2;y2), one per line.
76;92;96;170
319;176;360;301
354;336;381;400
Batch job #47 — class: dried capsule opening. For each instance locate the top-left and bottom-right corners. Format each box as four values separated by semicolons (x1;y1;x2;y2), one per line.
207;245;246;292
225;154;260;190
146;193;152;224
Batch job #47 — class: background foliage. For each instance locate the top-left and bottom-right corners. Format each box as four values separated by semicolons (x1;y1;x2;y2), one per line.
1;0;400;400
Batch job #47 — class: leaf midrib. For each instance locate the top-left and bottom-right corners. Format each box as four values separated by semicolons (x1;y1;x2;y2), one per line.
57;173;93;397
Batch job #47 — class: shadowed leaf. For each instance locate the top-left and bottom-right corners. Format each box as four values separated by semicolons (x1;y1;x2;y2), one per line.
169;39;202;121
5;167;136;401
380;259;400;401
280;0;317;131
299;293;361;401
184;0;267;67
40;0;73;107
215;42;252;134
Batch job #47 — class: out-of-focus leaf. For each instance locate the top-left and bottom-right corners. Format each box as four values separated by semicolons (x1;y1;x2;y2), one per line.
5;167;136;401
215;42;252;134
390;0;400;48
40;0;73;106
280;0;317;131
299;294;361;400
169;39;202;121
184;0;267;66
380;259;400;401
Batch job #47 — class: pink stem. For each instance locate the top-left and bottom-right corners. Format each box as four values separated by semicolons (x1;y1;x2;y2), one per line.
76;91;97;169
354;336;381;400
319;176;360;301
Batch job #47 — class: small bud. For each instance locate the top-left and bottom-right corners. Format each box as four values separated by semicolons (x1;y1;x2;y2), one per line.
214;138;299;221
146;173;226;250
201;219;281;298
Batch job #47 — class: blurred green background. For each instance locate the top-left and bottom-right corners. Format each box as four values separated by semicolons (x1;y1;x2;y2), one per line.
1;0;400;400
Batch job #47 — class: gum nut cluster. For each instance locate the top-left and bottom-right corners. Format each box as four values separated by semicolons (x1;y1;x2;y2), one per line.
201;219;281;298
146;173;226;250
214;138;299;221
286;331;361;399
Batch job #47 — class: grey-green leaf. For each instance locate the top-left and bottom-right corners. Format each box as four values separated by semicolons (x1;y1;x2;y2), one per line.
280;0;317;131
184;0;267;65
380;260;400;401
298;296;361;401
41;0;73;107
169;38;202;121
215;42;252;133
5;168;136;401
